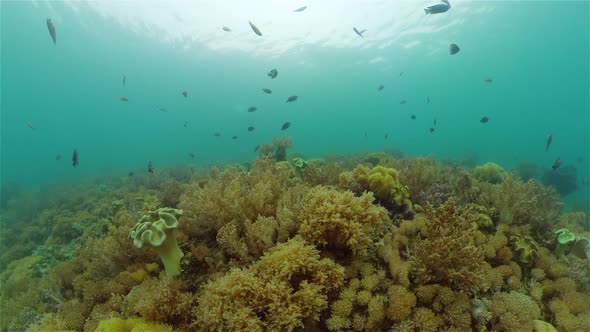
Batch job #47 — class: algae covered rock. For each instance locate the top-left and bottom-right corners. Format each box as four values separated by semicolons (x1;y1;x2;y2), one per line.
473;162;507;184
129;208;184;278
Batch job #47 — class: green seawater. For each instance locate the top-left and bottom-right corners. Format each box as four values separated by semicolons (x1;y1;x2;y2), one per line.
1;1;589;206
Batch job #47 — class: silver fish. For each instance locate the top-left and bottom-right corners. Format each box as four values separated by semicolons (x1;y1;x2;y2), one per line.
222;26;231;32
294;6;307;12
249;21;262;36
47;18;56;44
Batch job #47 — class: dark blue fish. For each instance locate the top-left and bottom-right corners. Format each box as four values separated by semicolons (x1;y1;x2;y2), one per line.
262;88;272;94
148;161;154;174
248;126;255;132
429;127;435;133
449;43;460;55
552;158;561;171
248;106;257;112
378;85;384;91
286;96;298;103
281;122;291;130
72;149;78;167
47;18;56;44
294;6;307;12
122;75;126;87
425;0;451;14
268;69;278;79
249;21;262;36
410;115;416;120
353;27;366;38
480;116;489;123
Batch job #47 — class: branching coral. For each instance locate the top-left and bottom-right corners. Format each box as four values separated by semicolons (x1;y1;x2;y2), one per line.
192;237;344;331
179;156;302;262
298;187;390;255
410;199;486;292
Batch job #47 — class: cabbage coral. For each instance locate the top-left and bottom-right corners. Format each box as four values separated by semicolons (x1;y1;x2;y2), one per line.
298;187;389;255
128;208;184;278
192;237;344;331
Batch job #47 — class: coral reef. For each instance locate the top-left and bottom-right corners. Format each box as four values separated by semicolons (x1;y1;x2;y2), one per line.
1;151;589;332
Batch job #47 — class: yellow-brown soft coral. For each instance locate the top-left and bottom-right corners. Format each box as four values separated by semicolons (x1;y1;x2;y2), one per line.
410;199;486;292
298;187;389;255
488;291;541;331
192;237;344;331
339;165;413;214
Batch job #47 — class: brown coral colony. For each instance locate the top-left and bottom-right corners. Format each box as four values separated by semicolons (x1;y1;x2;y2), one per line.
1;153;588;332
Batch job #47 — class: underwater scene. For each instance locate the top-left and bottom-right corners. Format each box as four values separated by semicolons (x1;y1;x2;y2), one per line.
1;1;589;331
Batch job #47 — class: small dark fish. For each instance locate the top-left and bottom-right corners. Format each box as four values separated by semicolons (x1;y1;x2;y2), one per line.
427;97;430;103
385;133;389;139
120;96;128;102
184;121;188;128
232;136;238;140
148;161;154;174
400;72;404;77
262;88;272;94
286;95;298;103
364;131;368;138
546;133;552;151
552;158;561;171
248;106;257;112
480;116;489;123
222;26;231;32
122;75;126;87
434;117;437;126
254;144;260;152
268;68;278;79
182;91;188;98
214;132;221;137
281;122;291;130
400;100;407;105
378;85;384;91
449;43;460;55
188;153;195;158
26;122;36;130
484;78;493;83
429;127;435;133
159;108;168;113
128;172;134;177
294;6;307;12
353;27;366;38
47;18;56;44
55;154;62;160
410;115;416;120
72;149;78;167
249;21;262;36
424;0;451;14
248;126;255;132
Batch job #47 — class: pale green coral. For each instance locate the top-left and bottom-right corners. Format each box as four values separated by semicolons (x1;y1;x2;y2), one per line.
128;208;184;278
473;162;507;184
511;235;539;265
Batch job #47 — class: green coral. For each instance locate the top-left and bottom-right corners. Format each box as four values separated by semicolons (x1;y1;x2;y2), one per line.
555;228;577;244
473;162;507;184
128;208;184;278
554;229;590;260
511;235;539;265
292;157;308;178
95;317;174;332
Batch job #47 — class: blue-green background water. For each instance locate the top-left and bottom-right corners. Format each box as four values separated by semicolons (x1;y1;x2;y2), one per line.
1;1;589;207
